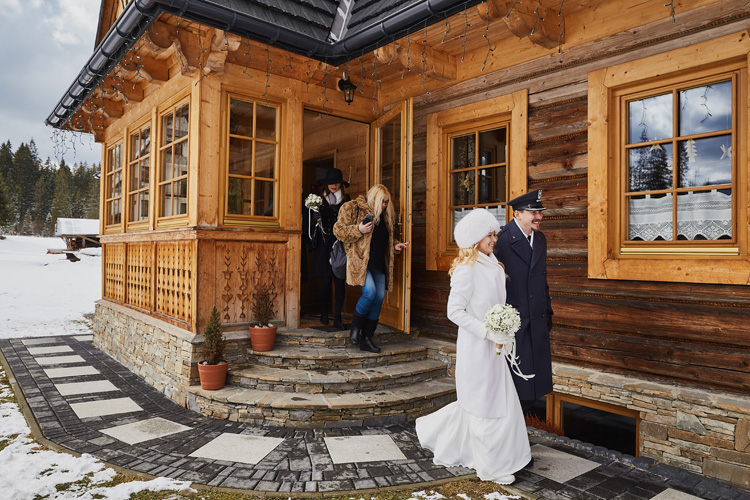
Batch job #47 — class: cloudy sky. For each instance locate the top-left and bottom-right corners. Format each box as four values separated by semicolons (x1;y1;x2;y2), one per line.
0;0;101;166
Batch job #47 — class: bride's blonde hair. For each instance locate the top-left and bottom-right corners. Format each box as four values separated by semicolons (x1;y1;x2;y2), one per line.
449;246;479;276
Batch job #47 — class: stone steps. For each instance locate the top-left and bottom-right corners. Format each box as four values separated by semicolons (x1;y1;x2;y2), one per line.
189;375;457;428
246;341;429;370
227;357;448;393
273;327;406;348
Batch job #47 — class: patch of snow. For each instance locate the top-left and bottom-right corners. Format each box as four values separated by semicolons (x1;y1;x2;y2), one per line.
0;235;101;338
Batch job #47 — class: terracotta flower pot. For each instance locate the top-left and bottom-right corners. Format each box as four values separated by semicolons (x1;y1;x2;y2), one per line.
198;360;228;390
249;325;277;351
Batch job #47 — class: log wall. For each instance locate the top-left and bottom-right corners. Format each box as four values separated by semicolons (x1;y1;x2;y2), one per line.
410;16;750;397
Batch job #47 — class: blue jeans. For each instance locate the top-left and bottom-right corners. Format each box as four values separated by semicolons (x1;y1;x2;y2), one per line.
355;268;386;320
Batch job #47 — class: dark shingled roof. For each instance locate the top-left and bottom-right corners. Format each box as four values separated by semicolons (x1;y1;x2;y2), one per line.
47;0;483;128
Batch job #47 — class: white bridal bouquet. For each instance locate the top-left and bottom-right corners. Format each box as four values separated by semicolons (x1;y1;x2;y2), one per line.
484;303;534;380
305;193;323;211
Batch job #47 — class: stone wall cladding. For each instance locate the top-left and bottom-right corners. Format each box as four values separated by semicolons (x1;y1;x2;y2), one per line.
94;300;249;407
553;362;750;490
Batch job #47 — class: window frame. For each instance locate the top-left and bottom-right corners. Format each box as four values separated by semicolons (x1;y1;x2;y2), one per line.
588;32;750;284
221;92;282;226
126;119;152;231
426;90;528;271
103;137;124;233
156;96;190;227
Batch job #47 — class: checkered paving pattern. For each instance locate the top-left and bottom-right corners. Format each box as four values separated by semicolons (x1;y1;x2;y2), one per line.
1;335;749;498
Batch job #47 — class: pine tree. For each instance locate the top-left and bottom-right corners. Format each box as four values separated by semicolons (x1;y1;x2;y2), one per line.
0;170;12;230
11;143;41;234
50;162;73;231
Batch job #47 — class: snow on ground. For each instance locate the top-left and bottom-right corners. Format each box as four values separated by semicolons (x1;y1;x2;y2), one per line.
0;236;195;499
0;235;101;338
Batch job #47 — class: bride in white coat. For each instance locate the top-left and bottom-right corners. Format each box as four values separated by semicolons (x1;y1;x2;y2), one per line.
416;208;531;485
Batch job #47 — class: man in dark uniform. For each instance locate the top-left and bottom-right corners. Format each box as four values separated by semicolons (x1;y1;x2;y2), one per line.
493;189;553;414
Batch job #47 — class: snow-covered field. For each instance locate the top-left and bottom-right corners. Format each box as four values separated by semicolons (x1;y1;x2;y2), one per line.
0;235;195;499
0;235;101;338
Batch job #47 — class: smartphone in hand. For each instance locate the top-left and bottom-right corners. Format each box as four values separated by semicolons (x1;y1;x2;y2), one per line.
363;214;373;224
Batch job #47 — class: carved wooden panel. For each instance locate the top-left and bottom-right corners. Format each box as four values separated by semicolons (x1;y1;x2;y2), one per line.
156;241;194;323
126;242;153;310
214;241;286;324
104;243;125;302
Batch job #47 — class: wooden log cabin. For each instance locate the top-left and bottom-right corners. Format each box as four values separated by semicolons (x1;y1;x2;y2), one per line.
47;0;750;488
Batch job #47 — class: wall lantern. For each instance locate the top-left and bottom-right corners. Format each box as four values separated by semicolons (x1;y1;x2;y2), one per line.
338;74;357;105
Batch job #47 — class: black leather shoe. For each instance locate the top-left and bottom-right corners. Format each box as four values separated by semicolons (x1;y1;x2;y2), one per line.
320;313;329;325
360;335;381;353
333;316;344;329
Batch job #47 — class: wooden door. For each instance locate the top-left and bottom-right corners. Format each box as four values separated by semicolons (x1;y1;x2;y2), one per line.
370;100;413;332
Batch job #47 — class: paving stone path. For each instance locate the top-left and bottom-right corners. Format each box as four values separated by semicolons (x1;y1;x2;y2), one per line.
1;335;749;499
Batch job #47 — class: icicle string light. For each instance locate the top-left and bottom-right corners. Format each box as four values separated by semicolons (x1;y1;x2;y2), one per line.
531;0;544;36
421;23;429;94
242;39;253;78
195;24;209;85
506;0;521;18
401;33;411;79
460;7;469;62
481;4;494;72
387;42;400;65
262;45;271;106
283;53;294;71
665;1;675;23
557;0;566;54
441;20;451;44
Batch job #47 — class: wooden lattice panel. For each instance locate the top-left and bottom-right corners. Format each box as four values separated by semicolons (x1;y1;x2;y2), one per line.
126;242;153;310
156;241;194;323
104;243;125;302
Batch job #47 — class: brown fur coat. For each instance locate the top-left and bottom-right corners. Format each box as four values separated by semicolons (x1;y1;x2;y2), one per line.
333;195;397;291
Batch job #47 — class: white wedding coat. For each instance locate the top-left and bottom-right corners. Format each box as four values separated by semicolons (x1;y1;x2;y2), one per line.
416;251;531;481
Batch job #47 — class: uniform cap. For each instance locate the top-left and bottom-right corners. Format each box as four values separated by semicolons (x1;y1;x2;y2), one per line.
508;189;546;211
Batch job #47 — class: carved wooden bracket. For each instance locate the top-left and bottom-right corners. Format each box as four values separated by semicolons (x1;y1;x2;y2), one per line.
478;0;562;50
204;29;242;74
375;41;456;82
80;99;124;119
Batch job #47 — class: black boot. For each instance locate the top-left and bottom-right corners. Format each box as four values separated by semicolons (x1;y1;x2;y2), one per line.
333;315;344;329
320;313;329;325
349;313;367;345
360;319;381;353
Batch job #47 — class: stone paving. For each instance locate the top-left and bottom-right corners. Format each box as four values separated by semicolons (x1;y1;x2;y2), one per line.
1;334;749;499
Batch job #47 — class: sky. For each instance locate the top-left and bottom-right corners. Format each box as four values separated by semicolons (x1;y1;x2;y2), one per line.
0;0;102;167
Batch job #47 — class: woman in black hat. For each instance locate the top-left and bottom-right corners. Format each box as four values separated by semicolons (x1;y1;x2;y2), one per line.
305;168;350;328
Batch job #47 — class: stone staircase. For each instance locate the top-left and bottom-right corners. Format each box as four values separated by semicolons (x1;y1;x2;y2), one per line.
187;327;457;428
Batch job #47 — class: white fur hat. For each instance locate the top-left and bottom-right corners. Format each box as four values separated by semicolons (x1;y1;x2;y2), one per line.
454;208;501;248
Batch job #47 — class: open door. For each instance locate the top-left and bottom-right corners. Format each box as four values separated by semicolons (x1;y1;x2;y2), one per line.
370;100;413;332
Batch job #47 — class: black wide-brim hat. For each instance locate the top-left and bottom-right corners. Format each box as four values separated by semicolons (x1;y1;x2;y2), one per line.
318;168;350;187
508;189;546;211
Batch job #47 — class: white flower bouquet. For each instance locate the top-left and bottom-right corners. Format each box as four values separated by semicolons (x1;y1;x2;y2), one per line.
305;193;323;211
484;303;534;380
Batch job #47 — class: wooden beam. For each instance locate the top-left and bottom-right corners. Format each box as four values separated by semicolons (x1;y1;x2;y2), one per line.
80;99;124;119
174;28;202;77
96;77;144;103
478;0;562;50
375;41;457;82
120;54;169;83
204;29;242;74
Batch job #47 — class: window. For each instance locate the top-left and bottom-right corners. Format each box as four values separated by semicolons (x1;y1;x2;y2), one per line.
127;123;151;226
426;90;528;270
104;141;123;230
588;33;749;284
158;100;189;220
448;125;509;240
624;79;734;244
224;95;279;221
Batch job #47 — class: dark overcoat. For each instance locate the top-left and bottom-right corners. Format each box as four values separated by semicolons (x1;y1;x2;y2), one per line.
493;219;554;401
304;194;349;277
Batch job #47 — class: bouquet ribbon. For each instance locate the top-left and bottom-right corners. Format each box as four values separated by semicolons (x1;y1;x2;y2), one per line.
497;338;534;381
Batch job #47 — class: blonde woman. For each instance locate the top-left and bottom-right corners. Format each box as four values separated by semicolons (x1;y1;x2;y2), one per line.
415;208;531;485
333;184;409;353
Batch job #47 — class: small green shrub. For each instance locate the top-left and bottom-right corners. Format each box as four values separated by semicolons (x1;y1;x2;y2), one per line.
201;306;226;365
